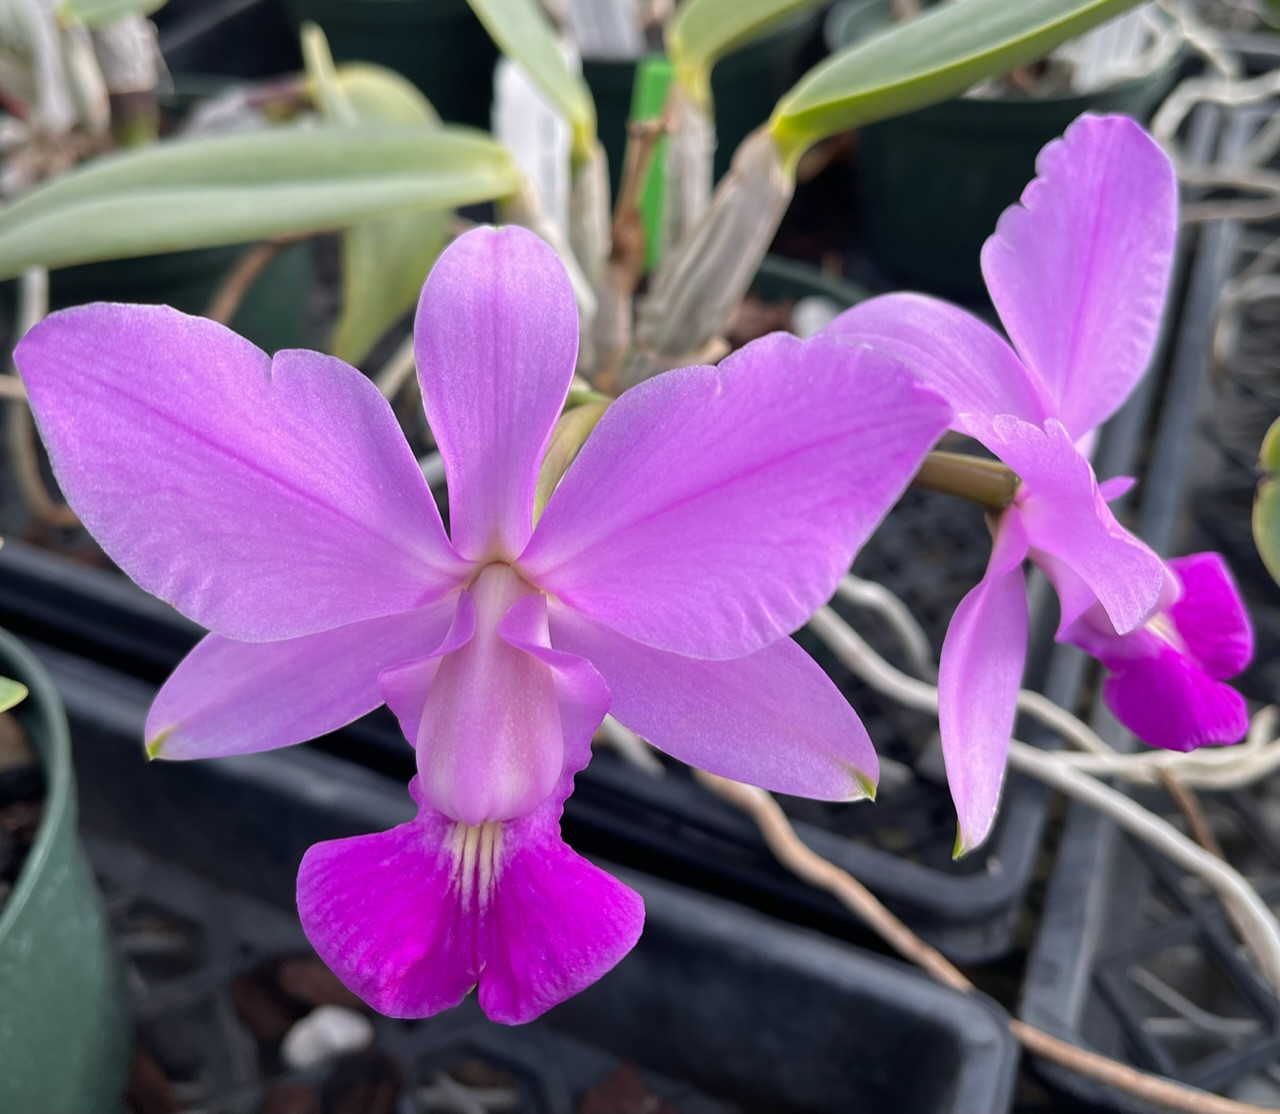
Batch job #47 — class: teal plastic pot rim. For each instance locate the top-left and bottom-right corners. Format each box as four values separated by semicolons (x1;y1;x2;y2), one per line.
0;628;75;945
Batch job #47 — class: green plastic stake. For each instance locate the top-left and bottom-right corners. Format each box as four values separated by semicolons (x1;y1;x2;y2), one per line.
631;57;673;272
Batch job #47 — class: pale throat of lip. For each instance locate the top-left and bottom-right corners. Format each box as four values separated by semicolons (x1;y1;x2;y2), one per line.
447;820;504;908
1145;611;1185;652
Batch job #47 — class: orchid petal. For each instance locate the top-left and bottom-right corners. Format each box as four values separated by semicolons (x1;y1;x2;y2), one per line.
147;598;462;760
498;594;612;774
523;335;951;660
982;114;1177;439
378;592;478;744
1167;553;1253;680
549;605;878;799
415;226;578;561
997;417;1163;633
1103;648;1249;752
401;565;566;825
824;293;1049;438
15;306;463;641
297;778;644;1024
940;514;1029;856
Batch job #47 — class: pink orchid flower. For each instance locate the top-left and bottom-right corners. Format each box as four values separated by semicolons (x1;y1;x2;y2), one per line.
16;226;950;1022
826;114;1202;853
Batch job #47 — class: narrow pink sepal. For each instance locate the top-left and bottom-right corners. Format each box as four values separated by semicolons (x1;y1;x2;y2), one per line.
1104;649;1249;752
1166;553;1253;679
548;605;879;800
981;115;1177;440
940;515;1029;856
523;335;951;660
297;779;644;1024
414;227;579;561
15;305;463;641
148;597;462;760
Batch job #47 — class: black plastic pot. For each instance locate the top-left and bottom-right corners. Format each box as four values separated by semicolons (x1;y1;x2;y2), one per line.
585;9;821;192
154;0;303;80
41;642;1019;1114
828;0;1181;298
280;0;499;129
1020;104;1280;1111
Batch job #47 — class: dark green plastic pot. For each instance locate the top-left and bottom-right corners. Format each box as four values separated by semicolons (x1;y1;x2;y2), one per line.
752;253;869;309
281;0;499;129
585;9;821;193
829;0;1180;297
0;629;130;1114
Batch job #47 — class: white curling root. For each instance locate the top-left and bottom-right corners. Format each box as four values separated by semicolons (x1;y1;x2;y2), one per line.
597;715;664;776
805;605;1280;994
373;333;415;401
833;574;936;681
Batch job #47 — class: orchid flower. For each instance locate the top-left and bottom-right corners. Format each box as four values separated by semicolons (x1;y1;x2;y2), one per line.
15;225;950;1022
826;114;1182;853
1054;552;1253;751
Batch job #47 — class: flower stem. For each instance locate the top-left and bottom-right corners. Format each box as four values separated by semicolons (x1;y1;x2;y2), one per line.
911;450;1020;512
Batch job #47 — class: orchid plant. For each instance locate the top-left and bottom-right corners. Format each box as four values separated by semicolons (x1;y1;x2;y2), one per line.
0;0;1261;1032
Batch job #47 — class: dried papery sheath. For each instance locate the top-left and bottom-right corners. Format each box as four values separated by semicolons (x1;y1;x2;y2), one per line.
659;81;714;257
62;24;109;134
90;16;160;96
568;139;611;294
626;126;790;386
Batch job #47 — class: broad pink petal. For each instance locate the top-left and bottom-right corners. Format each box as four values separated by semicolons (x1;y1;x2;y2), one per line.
297;778;644;1024
548;605;878;799
824;293;1050;438
1104;648;1249;752
997;416;1163;634
15;306;463;641
940;514;1029;856
147;597;462;760
982;115;1177;440
522;335;951;660
414;227;578;562
1167;553;1253;679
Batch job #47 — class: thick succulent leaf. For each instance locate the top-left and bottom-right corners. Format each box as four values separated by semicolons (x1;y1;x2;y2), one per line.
0;125;518;279
302;27;451;366
1256;418;1280;585
0;677;27;714
667;0;826;106
769;0;1147;165
467;0;596;161
59;0;165;28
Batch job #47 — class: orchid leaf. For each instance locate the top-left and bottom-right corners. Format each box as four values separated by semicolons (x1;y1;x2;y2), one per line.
466;0;596;163
769;0;1147;166
58;0;166;28
1256;418;1280;585
0;124;519;280
302;25;451;366
0;677;27;714
667;0;826;107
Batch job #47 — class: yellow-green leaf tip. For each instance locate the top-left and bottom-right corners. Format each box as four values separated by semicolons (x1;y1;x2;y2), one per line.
0;678;28;714
853;768;878;803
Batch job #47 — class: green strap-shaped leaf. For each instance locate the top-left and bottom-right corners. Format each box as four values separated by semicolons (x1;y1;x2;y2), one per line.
467;0;596;163
770;0;1146;167
667;0;826;107
58;0;166;29
0;124;519;279
302;25;452;367
1256;418;1280;586
0;677;27;715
